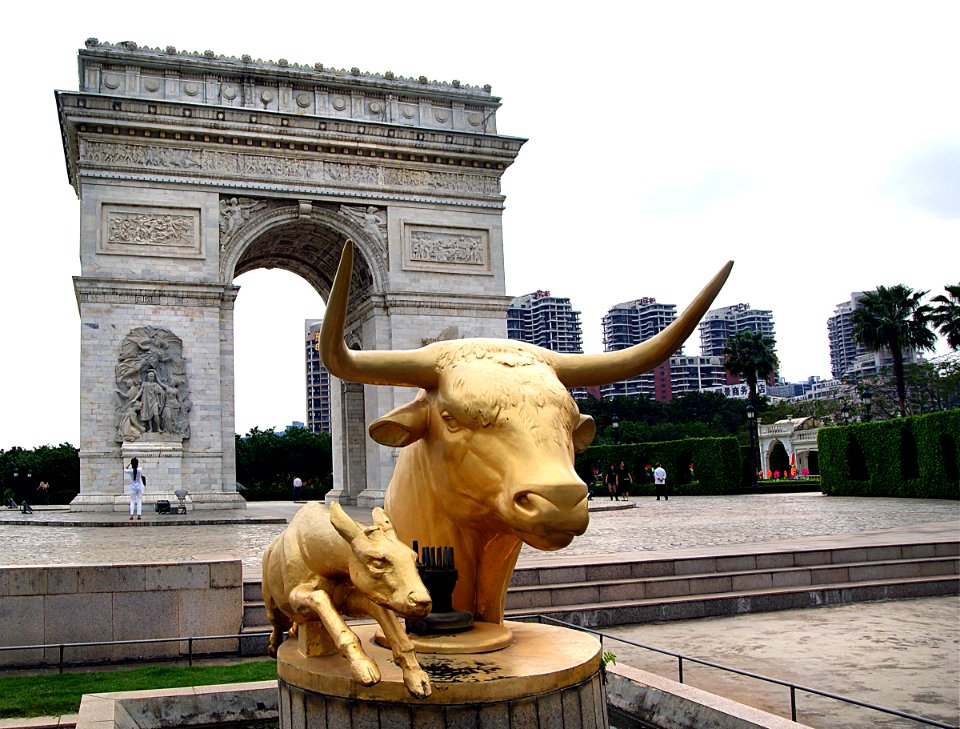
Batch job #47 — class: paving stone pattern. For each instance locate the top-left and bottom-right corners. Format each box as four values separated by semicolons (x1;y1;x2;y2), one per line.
0;493;956;576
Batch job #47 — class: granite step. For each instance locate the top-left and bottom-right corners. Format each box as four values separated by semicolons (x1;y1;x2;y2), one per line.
506;575;960;628
505;556;959;610
240;541;960;642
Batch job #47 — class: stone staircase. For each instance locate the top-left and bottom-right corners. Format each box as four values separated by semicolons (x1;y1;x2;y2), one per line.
239;540;959;654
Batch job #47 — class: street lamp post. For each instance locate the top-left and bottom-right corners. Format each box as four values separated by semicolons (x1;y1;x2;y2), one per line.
862;386;873;422
611;415;621;445
746;403;758;490
840;403;849;425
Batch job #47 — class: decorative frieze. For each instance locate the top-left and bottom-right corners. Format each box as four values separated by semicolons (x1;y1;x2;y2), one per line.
100;204;202;258
403;225;491;275
79;139;500;197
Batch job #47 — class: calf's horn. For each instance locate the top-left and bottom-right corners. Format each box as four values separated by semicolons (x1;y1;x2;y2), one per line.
319;240;439;388
554;261;734;388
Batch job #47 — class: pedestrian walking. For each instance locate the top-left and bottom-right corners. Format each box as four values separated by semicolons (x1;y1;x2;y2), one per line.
616;461;632;501
124;458;145;520
605;464;617;501
654;462;668;501
292;476;303;502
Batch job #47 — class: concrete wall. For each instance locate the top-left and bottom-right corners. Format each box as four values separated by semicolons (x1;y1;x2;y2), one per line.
606;663;809;729
0;559;242;667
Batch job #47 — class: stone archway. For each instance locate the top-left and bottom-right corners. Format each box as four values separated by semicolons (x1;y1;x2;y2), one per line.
58;40;524;510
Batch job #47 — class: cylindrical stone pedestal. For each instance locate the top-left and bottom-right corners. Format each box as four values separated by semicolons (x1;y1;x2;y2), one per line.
277;621;608;728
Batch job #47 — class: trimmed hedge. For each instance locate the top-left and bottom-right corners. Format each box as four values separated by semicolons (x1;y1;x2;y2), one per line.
576;436;741;496
818;409;960;499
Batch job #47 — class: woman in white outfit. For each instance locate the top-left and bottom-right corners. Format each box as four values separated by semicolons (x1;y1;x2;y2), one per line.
124;458;145;520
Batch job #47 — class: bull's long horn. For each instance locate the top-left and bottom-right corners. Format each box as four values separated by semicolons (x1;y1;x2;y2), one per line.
319;241;439;388
555;261;734;388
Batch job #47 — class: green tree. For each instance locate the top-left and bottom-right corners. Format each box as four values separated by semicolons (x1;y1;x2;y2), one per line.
235;426;332;499
850;285;936;417
722;330;779;410
930;283;960;351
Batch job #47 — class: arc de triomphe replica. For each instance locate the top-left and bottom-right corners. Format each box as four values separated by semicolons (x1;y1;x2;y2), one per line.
57;40;524;510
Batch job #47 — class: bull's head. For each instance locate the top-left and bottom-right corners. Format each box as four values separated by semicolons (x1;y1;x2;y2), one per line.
329;503;432;619
321;242;732;553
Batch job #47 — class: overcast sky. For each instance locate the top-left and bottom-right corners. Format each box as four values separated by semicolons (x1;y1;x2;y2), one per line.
1;1;957;450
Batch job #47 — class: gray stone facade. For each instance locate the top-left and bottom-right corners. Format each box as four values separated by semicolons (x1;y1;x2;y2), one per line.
57;40;523;509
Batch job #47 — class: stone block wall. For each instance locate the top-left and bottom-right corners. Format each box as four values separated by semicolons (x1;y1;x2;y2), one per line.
0;559;242;667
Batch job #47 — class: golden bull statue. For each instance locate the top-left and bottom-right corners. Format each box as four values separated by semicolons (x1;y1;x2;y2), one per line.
318;241;733;625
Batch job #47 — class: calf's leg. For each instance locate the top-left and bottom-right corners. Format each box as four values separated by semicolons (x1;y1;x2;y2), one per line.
362;599;431;698
288;585;380;686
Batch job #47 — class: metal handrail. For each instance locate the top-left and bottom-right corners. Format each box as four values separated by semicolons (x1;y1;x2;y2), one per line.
0;631;271;673
2;622;956;728
514;614;957;729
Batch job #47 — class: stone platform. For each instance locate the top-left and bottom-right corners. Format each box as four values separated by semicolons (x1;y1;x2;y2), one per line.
277;622;607;728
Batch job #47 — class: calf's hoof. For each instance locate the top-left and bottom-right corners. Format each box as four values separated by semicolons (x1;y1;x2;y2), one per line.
351;656;381;686
403;668;432;698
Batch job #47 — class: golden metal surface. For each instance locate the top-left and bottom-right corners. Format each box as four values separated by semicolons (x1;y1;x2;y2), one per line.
318;241;732;629
278;621;601;704
261;502;433;697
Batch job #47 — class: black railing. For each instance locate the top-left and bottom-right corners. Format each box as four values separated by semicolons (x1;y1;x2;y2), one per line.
514;614;957;729
1;622;956;729
0;632;270;673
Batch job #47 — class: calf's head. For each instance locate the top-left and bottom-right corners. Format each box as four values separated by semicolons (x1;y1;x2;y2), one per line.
329;503;431;619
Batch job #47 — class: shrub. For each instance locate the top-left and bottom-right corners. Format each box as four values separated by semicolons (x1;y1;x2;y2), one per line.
818;409;959;499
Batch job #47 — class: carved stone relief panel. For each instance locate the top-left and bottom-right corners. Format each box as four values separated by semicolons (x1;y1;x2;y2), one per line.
114;327;191;443
99;205;202;258
338;205;387;260
402;225;491;275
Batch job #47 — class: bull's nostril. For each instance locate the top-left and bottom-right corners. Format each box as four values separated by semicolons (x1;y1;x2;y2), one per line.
514;491;536;516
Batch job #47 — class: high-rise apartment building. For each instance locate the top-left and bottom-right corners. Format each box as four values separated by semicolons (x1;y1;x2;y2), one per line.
826;293;924;379
827;294;865;379
304;319;332;434
507;291;583;354
601;298;679;399
699;303;776;357
599;297;727;402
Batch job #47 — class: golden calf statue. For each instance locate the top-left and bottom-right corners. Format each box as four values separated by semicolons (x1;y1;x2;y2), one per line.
261;502;432;698
319;241;733;626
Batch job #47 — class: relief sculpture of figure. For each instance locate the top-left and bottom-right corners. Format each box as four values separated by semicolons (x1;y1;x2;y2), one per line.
134;371;166;432
339;205;386;253
114;327;191;442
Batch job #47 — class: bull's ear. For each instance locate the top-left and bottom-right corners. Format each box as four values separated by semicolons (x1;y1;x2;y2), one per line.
329;502;362;542
369;399;429;447
371;507;395;535
572;414;596;453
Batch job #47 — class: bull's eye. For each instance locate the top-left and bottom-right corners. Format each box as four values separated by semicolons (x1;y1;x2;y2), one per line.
441;411;463;432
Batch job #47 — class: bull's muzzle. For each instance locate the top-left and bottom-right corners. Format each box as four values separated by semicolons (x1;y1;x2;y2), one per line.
510;482;589;551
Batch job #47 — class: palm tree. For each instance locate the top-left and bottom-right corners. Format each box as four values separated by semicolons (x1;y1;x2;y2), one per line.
722;330;779;410
850;285;936;417
930;283;960;351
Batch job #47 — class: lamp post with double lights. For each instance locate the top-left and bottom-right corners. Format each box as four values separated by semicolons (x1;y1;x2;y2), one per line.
862;386;873;422
840;403;850;425
746;403;759;490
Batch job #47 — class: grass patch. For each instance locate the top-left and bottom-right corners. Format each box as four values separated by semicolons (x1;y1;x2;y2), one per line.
0;660;277;719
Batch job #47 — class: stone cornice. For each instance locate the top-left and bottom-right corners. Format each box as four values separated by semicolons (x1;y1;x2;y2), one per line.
74;276;235;308
57;92;523;200
78;39;499;102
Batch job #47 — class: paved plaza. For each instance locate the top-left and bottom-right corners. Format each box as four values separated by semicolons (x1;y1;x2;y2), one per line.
1;492;956;576
1;492;957;728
